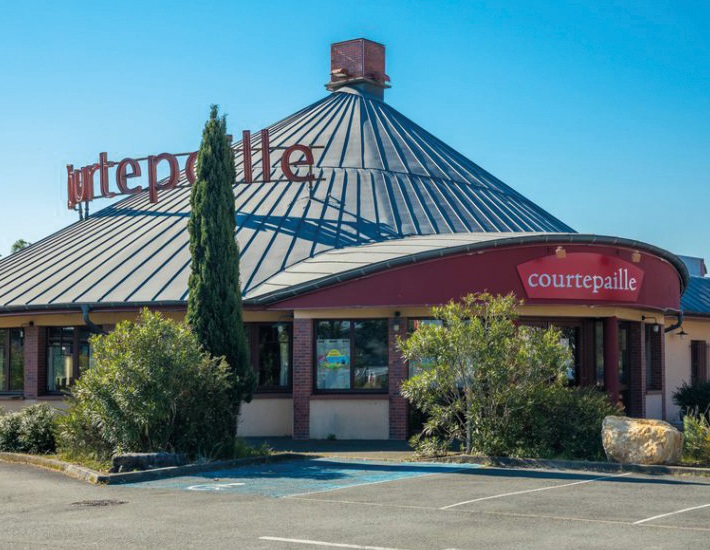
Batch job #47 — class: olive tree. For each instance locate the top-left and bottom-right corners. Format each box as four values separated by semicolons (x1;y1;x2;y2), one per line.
56;309;235;461
399;293;570;455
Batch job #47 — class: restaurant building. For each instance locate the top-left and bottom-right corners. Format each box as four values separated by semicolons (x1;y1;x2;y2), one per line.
0;39;706;439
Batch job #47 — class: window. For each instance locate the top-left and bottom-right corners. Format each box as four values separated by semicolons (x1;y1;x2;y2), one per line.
47;327;91;392
315;319;388;391
249;323;291;391
618;322;629;386
690;340;708;385
0;328;24;392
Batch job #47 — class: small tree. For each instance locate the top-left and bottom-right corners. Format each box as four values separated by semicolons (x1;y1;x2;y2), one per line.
187;105;255;426
399;293;570;455
11;239;30;254
56;309;235;460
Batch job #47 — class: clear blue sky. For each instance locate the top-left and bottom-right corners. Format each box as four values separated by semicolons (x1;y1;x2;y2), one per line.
1;1;708;264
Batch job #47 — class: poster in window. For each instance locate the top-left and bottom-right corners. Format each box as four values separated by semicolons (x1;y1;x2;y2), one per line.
317;338;350;389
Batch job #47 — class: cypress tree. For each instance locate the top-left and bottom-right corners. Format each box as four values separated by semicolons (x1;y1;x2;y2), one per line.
187;105;255;427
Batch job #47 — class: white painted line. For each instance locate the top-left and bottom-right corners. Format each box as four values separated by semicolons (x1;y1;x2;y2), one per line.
259;536;406;550
440;472;632;510
633;503;710;525
187;482;245;491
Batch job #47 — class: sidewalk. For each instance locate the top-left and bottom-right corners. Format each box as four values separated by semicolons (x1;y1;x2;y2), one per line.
243;437;414;461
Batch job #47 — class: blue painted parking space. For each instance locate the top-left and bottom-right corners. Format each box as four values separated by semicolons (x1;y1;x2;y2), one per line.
127;458;482;498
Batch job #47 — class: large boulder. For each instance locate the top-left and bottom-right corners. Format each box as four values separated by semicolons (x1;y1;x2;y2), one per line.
602;416;682;465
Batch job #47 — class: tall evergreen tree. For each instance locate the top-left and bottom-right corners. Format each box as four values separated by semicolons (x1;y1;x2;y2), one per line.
187;105;255;426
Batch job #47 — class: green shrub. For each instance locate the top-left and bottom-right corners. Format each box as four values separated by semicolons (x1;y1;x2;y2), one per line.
682;414;710;464
506;386;619;460
56;309;236;461
673;381;710;421
400;293;571;455
0;404;57;454
0;410;21;451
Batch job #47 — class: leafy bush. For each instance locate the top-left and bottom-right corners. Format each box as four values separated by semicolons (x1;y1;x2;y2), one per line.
673;381;710;421
505;386;619;460
682;414;710;464
400;293;570;455
0;410;21;451
56;309;236;461
0;404;57;454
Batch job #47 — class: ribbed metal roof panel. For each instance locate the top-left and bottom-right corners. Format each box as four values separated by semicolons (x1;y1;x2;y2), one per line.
0;87;575;310
681;276;710;316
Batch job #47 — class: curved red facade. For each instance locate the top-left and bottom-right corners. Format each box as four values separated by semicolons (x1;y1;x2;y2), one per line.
270;243;682;311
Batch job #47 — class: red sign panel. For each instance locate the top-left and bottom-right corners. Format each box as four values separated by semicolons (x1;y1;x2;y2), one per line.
517;253;644;302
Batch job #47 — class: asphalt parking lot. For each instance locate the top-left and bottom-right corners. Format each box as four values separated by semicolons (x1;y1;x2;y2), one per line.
1;457;708;549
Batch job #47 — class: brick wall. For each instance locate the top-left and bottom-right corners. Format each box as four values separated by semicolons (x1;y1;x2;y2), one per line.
292;318;313;439
388;316;408;440
23;325;46;398
627;321;645;418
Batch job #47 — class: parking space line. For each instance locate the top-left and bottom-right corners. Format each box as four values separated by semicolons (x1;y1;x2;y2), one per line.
633;503;710;525
288;496;436;510
259;536;406;549
440;472;632;510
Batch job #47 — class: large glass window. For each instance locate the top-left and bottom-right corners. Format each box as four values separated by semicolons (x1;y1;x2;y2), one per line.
315;319;388;391
0;328;24;392
47;327;91;392
250;323;291;390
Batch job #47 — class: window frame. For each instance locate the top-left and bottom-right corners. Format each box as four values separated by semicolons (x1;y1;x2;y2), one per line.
0;328;24;393
46;326;91;394
313;319;389;394
248;322;293;393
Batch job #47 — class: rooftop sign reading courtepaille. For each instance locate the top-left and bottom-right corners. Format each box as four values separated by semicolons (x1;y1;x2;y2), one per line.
517;252;644;302
66;129;314;210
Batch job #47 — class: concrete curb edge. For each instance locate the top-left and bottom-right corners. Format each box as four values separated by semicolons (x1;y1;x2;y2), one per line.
0;452;309;484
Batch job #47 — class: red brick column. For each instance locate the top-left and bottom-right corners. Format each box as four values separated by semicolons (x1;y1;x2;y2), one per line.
292;318;313;440
388;316;408;440
603;317;619;406
627;322;645;418
23;325;45;398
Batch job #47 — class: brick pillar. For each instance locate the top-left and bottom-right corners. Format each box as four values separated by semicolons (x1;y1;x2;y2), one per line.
292;318;313;440
603;317;619;406
627;322;645;418
23;325;45;398
388;316;408;440
659;327;667;420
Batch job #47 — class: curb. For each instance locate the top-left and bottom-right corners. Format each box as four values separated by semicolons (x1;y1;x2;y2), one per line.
439;455;710;477
3;451;709;484
0;452;309;484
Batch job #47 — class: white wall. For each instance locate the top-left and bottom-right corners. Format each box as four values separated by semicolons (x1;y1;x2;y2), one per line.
238;398;293;437
664;318;709;422
309;399;389;439
645;392;663;420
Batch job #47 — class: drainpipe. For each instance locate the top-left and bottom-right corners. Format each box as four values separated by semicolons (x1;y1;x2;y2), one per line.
664;311;684;334
81;305;107;335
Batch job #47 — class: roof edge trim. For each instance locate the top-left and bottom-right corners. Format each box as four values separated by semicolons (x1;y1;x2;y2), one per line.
245;233;690;307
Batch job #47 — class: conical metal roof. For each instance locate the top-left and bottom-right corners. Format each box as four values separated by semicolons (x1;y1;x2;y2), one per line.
0;86;574;310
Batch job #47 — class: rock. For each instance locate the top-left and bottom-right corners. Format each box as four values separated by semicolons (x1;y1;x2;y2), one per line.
602;416;683;465
110;452;187;473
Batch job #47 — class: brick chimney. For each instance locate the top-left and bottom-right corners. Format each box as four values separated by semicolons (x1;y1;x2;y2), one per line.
326;38;390;100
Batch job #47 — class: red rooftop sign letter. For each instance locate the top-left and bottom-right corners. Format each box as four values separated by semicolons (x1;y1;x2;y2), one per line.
66;129;314;210
517;253;644;302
